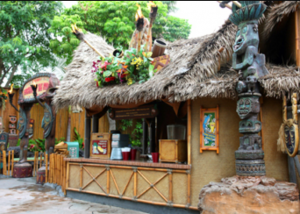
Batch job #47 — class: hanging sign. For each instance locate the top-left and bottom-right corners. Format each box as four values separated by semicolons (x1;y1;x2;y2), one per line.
109;104;158;120
200;106;219;154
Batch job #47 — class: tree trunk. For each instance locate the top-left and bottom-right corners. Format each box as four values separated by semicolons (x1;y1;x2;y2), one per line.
4;66;18;87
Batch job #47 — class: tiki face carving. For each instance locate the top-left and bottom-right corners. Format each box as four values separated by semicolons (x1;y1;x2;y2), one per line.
17;108;27;139
239;120;261;134
234;21;259;55
237;97;260;119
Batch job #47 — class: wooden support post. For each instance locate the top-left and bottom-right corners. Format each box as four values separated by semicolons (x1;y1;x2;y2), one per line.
11;150;14;176
39;153;42;168
149;118;156;153
45;154;48;183
169;171;172;202
295;8;300;67
92;114;99;133
134;168;137;198
33;152;37;177
80;164;83;189
142;119;148;154
3;150;6;176
66;161;70;192
187;100;192;165
84;112;92;158
107;167;110;194
8;151;11;176
187;172;191;205
61;155;64;186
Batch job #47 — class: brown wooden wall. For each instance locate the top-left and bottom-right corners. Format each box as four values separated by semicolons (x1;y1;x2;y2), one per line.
0;89;91;142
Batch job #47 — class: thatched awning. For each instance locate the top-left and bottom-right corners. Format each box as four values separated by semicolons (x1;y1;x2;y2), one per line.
53;1;300;110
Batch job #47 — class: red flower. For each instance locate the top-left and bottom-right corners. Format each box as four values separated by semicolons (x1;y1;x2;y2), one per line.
105;76;116;82
30;144;35;149
96;81;99;87
121;73;128;78
100;61;110;71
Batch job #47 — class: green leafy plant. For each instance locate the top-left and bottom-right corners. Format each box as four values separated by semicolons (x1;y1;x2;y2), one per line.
17;139;20;146
55;137;65;145
131;121;143;147
28;138;46;152
74;127;84;149
93;46;156;87
119;119;143;147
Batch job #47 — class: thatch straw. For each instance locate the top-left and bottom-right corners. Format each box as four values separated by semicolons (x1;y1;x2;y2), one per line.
53;2;300;110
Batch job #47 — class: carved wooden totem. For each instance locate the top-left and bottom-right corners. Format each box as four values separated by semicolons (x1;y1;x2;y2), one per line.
221;1;268;176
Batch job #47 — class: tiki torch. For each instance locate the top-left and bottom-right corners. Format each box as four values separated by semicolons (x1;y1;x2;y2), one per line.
146;1;158;52
8;84;19;112
135;4;144;52
30;81;45;108
71;24;105;59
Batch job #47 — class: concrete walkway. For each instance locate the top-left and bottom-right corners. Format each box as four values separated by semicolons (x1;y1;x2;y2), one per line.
0;177;147;214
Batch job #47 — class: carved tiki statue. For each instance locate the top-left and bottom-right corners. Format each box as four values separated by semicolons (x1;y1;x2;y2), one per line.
221;1;269;176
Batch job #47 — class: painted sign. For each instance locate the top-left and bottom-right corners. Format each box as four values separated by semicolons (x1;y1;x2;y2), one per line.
22;77;50;100
200;106;219;154
92;140;108;155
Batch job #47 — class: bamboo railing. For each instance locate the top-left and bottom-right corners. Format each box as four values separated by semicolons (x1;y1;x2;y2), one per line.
45;153;67;195
1;150;14;176
32;152;45;177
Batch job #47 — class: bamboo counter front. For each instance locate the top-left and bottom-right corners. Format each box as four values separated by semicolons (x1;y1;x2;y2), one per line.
159;139;187;163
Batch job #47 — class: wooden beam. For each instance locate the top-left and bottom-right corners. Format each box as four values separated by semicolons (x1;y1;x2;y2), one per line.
84;112;92;158
295;9;300;67
187;100;192;165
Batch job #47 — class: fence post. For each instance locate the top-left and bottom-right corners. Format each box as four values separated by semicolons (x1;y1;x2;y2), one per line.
45;154;48;183
12;150;14;176
3;150;6;176
8;151;11;176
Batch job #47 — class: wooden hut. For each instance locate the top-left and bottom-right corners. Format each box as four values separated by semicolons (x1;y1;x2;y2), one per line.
53;2;300;213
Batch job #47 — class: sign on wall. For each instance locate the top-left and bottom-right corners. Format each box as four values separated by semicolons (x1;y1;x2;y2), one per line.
200;106;219;154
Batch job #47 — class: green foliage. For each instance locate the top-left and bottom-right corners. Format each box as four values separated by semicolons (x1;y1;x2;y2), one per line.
119;119;143;147
0;1;63;87
28;138;45;152
55;137;65;145
50;1;191;63
74;127;84;149
94;45;156;87
17;139;20;146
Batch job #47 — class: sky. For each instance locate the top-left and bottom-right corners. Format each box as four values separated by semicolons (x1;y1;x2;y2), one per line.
62;1;231;39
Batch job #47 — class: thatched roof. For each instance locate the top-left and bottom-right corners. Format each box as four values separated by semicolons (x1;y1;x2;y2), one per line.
54;2;300;110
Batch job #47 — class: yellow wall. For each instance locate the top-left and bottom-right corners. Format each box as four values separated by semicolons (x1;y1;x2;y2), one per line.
190;97;289;207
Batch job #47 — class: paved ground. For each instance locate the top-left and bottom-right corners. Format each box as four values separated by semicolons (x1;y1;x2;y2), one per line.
0;177;147;214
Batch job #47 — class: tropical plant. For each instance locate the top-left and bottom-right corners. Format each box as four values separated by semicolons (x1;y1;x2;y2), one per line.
0;1;63;87
28;138;46;152
74;127;84;149
55;137;65;145
119;119;143;147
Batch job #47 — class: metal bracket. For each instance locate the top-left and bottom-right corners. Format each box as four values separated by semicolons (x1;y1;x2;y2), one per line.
167;201;173;206
150;184;154;187
185;203;191;208
80;164;83;168
93;177;96;181
186;170;191;174
132;196;137;201
79;188;82;192
167;169;172;174
132;167;137;172
106;165;110;170
119;194;123;199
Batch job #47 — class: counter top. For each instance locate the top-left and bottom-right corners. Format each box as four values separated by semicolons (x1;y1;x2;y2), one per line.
64;158;191;170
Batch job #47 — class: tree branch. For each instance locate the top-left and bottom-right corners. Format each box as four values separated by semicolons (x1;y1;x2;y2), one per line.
4;66;18;87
